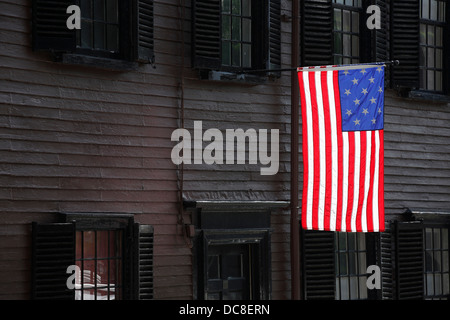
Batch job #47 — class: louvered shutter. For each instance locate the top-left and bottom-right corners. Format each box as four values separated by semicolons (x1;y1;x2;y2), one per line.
267;0;282;72
379;223;394;299
301;0;333;67
374;0;390;86
32;0;76;52
394;221;424;299
192;0;221;69
302;230;335;300
31;222;75;300
135;0;155;64
134;224;154;300
390;0;420;89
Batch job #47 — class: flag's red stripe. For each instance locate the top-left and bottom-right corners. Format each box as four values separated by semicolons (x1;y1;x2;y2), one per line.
321;71;333;230
333;70;344;232
366;132;376;232
378;130;385;232
299;72;309;230
309;71;320;230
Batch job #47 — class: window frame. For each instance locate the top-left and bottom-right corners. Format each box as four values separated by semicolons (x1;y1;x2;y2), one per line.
419;0;447;93
423;223;450;300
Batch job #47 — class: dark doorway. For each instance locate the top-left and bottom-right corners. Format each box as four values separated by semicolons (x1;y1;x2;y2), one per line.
206;244;255;300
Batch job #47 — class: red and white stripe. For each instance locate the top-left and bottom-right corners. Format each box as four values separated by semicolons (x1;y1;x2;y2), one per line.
298;67;385;232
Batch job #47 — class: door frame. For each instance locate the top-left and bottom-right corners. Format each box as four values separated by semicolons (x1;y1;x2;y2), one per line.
195;228;271;300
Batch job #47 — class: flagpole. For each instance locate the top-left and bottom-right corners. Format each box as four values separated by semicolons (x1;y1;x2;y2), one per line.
242;60;400;74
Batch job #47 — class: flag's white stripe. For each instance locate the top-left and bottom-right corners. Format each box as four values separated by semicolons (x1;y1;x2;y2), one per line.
361;131;372;232
372;130;380;232
351;132;361;232
341;132;349;232
327;71;338;231
303;71;315;230
315;71;326;230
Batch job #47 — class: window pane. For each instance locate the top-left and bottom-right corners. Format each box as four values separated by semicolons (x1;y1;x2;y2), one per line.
339;253;348;274
436;27;443;46
232;42;241;66
422;0;430;19
242;18;251;42
427;47;435;68
222;41;231;65
340;277;349;300
427;70;435;90
343;34;351;56
352;35;359;57
352;12;359;33
343;10;351;32
232;0;241;15
222;16;231;40
94;22;106;50
97;231;109;258
94;0;106;21
427;25;435;45
359;276;368;299
243;43;251;68
81;0;92;19
426;228;433;249
334;33;343;55
83;231;95;259
338;233;347;251
443;229;449;249
232;17;241;41
107;25;119;52
443;274;450;294
420;24;427;44
242;0;251;16
81;20;93;48
439;1;446;22
208;255;220;279
430;0;438;20
222;0;231;13
334;9;342;31
106;0;118;24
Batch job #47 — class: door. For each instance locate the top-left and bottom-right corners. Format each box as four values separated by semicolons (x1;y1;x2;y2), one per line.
206;244;254;300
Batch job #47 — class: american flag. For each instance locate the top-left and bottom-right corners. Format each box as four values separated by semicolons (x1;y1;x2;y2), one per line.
298;64;385;232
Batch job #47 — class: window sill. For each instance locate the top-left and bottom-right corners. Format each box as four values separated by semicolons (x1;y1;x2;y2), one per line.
56;53;139;72
202;70;268;85
408;90;450;103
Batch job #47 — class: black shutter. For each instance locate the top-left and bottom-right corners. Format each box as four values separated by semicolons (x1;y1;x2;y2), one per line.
267;0;282;71
32;0;76;52
134;0;155;64
394;221;424;300
31;222;75;300
379;223;394;299
133;224;154;300
192;0;221;69
301;0;333;67
390;0;420;89
302;230;335;300
373;0;390;86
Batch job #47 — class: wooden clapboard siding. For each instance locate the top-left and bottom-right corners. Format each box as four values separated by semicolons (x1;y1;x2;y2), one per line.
0;0;184;299
383;91;450;219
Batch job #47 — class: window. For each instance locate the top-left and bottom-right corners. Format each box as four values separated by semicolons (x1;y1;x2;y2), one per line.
221;0;252;69
192;0;281;79
419;0;446;92
302;230;378;300
75;230;124;300
301;0;372;68
77;0;121;59
31;215;154;300
32;0;154;67
391;0;450;96
335;232;368;300
333;0;363;65
424;226;450;300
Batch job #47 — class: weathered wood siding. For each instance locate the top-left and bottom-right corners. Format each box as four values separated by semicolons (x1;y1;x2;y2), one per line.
1;0;449;301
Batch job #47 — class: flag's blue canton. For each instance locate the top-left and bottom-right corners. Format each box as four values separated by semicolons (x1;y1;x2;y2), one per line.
339;66;384;132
